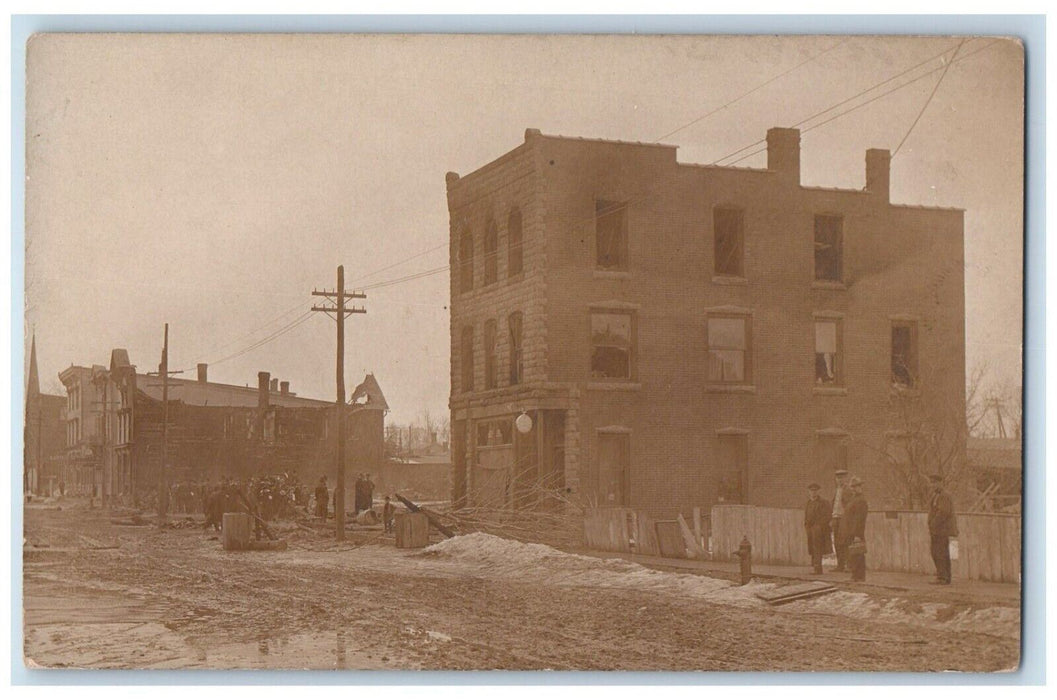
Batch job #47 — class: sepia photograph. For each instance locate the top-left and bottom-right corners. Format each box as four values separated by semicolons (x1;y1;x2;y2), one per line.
20;31;1025;673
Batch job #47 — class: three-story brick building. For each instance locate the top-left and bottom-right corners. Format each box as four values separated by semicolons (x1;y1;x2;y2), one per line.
447;127;965;516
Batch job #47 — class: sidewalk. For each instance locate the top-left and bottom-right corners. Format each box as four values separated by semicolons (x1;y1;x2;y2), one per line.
579;548;1020;607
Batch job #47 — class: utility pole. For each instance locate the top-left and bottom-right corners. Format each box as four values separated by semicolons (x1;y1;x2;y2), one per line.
146;324;182;526
312;265;366;541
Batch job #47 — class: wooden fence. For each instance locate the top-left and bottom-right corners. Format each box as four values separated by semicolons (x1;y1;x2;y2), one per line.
582;507;673;557
711;505;1021;583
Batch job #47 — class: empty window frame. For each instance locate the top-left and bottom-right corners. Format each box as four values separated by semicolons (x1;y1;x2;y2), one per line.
508;311;524;385
477;419;513;447
484;220;498;286
484;319;498;390
713;206;745;277
814;214;843;282
815;319;843;385
595;200;628;271
591;311;633;380
891;321;919;388
716;433;748;504
459;227;474;293
596;432;630;506
508;208;524;277
707;315;752;383
460;325;474;393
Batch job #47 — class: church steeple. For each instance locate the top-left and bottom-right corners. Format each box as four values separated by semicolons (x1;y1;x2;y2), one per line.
26;332;40;403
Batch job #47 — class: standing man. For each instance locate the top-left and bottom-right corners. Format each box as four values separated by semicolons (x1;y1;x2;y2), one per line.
804;482;832;574
314;476;329;523
844;476;869;582
927;473;958;585
383;495;395;534
364;473;375;512
829;468;850;572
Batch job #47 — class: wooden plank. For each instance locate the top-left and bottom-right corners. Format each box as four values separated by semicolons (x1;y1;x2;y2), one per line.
693;507;703;552
676;513;703;559
655;520;686;559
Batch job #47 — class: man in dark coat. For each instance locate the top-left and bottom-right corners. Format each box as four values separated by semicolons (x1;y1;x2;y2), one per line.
314;476;329;522
804;483;832;574
829;468;851;572
927;473;958;585
843;475;869;582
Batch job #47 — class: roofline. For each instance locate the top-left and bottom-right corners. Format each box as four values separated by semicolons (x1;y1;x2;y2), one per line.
135;372;333;406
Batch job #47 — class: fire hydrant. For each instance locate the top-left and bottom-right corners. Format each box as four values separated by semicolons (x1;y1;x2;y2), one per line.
734;535;752;585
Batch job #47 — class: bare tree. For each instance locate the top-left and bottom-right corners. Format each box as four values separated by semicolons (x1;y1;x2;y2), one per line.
858;362;988;509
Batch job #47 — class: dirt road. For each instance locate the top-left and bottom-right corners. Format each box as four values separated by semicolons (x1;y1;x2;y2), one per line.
22;502;1020;672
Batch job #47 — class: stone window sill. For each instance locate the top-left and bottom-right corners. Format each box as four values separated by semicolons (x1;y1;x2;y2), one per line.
593;269;631;280
813;386;848;396
587;381;642;391
712;275;748;286
890;385;922;398
704;384;756;394
812;280;847;291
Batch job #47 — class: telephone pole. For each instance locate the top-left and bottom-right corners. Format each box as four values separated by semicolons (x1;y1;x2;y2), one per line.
312;265;366;541
146;323;182;526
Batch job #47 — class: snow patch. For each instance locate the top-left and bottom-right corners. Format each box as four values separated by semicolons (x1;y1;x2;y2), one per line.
425;533;1019;639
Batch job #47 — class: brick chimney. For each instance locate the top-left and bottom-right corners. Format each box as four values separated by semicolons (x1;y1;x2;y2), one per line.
865;148;891;202
258;371;270;410
270;377;279;393
280;381;290;396
766;127;801;185
197;363;208;383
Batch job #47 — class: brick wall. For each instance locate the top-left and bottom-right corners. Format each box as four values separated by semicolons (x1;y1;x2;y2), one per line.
448;129;965;519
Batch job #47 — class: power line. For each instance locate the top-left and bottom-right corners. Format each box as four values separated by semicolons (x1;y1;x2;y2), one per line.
722;38;999;166
186;297;310;364
654;38;846;144
892;38;966;158
361;265;450;291
347;243;448;287
712;38;977;166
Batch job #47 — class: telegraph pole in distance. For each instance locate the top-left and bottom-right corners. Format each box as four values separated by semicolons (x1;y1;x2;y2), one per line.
312;265;366;541
146;323;182;526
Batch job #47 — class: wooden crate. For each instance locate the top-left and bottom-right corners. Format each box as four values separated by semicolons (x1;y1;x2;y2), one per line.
222;512;252;551
395;512;429;549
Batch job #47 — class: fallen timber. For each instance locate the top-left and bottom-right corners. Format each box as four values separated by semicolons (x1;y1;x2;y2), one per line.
394;493;456;538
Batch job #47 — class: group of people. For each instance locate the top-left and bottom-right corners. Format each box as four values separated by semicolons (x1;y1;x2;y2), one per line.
804;469;958;585
311;474;391;526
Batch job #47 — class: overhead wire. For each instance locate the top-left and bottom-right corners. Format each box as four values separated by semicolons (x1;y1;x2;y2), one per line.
653;38;847;144
168;38;998;376
717;38;998;167
892;38;966;158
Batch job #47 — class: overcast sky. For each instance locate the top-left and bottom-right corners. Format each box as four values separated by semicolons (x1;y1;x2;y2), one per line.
24;34;1023;426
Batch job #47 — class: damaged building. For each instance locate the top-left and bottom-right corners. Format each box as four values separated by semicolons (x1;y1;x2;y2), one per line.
446;127;965;517
56;353;388;504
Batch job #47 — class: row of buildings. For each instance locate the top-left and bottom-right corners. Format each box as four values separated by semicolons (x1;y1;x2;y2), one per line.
24;338;388;504
445;126;976;515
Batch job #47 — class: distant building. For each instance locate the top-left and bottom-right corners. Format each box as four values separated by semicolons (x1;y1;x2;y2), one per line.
966;437;1022;512
446;127;965;516
23;335;65;497
57;354;388;504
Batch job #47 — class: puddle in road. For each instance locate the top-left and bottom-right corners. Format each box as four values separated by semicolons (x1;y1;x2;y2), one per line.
191;628;413;670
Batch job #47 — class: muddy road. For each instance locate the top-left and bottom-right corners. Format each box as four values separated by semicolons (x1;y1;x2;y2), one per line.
22;502;1020;672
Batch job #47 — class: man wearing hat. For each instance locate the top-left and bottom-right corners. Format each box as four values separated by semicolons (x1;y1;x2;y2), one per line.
829;469;851;572
804;482;832;574
927;473;958;585
844;476;869;582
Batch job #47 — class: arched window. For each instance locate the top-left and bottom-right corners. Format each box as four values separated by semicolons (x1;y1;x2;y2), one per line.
508;208;523;276
484;220;498;285
460;325;475;393
484;319;497;389
459;226;474;293
508;312;523;385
